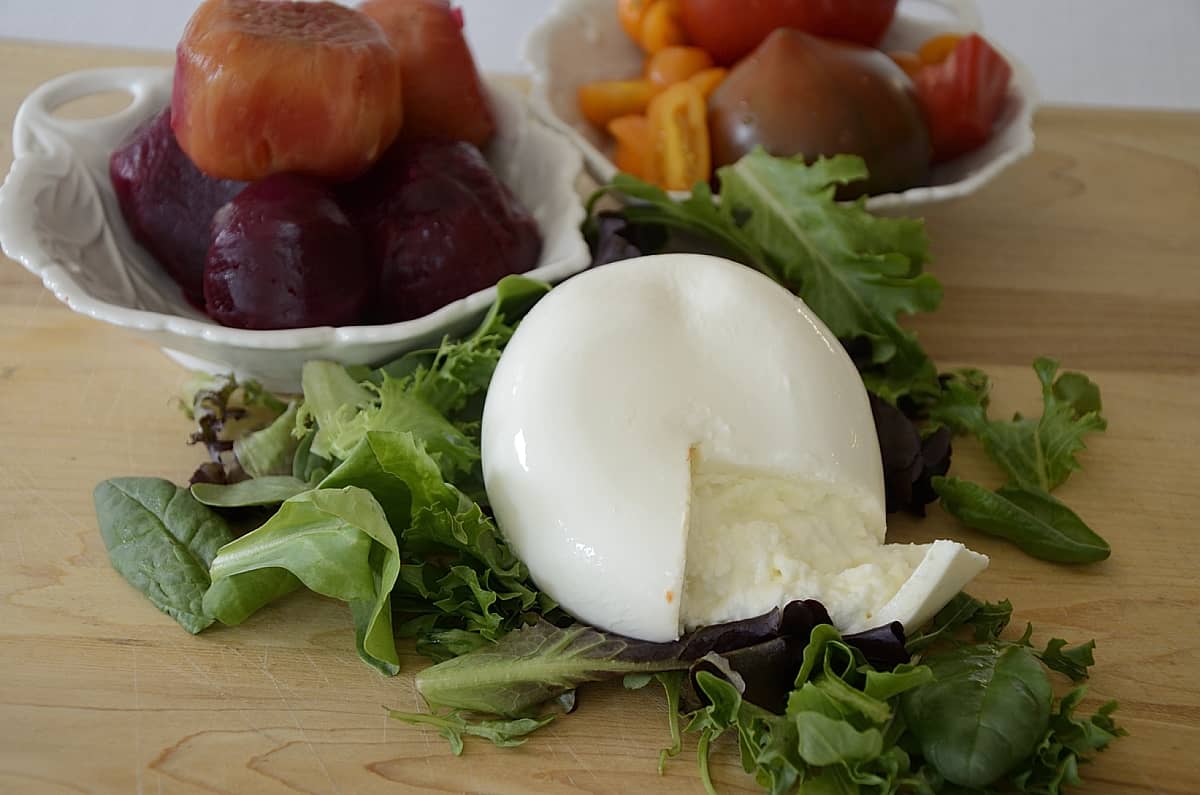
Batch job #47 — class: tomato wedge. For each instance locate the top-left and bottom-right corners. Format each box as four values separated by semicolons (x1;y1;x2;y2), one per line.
647;81;710;190
913;34;1012;163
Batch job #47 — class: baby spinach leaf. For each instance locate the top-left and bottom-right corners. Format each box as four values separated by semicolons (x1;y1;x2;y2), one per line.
901;642;1053;788
935;478;1111;563
203;486;401;674
94;477;233;634
191;476;308;508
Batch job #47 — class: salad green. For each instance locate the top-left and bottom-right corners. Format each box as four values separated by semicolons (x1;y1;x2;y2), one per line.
94;477;233;634
89;152;1127;793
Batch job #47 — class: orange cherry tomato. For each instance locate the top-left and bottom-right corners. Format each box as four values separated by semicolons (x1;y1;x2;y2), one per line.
646;81;710;190
617;0;653;42
640;0;688;53
578;79;660;127
608;114;652;178
918;33;964;65
645;46;714;87
687;66;727;97
888;50;923;80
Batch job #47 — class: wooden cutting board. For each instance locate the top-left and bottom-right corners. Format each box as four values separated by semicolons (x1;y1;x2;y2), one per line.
1;40;1198;795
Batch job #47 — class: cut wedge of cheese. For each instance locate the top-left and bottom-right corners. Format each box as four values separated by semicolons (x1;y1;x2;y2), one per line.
481;254;986;642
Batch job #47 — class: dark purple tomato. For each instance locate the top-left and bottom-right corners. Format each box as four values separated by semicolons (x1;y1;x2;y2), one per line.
340;139;542;322
708;29;930;197
109;108;245;305
203;174;370;329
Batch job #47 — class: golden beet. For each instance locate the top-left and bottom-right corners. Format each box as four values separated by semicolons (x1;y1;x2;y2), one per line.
172;0;404;181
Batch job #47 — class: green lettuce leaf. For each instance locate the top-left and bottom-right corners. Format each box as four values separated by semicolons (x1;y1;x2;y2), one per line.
190;475;309;508
203;486;401;674
296;361;375;460
318;431;549;654
233;402;300;479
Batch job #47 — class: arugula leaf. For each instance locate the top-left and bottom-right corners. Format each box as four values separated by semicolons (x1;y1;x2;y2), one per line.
94;477;233;633
594;151;942;403
386;709;554;755
203;486;401;674
905;592;1013;652
1035;638;1097;683
933;358;1106;492
720;152;941;402
932;358;1110;563
935;478;1111;563
1012;687;1126;794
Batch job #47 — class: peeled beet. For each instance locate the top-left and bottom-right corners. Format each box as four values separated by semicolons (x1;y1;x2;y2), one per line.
340;139;541;322
109;108;245;305
173;0;404;181
359;0;496;148
204;174;370;329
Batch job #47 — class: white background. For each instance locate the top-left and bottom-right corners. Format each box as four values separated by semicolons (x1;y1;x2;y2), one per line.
2;0;1198;110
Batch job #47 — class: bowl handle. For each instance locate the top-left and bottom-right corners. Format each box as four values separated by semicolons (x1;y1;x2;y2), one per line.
911;0;983;31
12;67;171;159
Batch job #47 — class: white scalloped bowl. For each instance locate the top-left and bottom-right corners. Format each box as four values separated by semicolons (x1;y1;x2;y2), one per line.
525;0;1038;210
0;67;590;392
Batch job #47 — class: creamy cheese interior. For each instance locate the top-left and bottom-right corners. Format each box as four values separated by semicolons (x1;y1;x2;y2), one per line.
681;459;926;633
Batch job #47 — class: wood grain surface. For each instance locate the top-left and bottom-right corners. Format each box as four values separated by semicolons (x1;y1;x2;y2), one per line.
1;40;1198;795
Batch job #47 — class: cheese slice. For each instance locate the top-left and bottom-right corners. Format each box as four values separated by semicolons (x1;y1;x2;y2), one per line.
481;254;986;642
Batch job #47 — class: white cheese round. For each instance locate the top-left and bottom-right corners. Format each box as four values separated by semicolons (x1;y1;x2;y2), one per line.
481;254;985;642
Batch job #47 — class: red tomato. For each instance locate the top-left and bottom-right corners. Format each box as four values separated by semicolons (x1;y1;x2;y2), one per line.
914;34;1012;163
678;0;898;65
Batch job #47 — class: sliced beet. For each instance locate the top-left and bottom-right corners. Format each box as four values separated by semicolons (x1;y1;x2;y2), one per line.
203;173;370;330
109;108;245;305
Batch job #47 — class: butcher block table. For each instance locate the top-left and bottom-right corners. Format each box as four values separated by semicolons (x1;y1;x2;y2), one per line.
1;40;1198;794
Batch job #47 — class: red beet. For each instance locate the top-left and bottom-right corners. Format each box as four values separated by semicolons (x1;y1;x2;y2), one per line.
340;139;542;322
203;174;370;329
109;108;245;305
